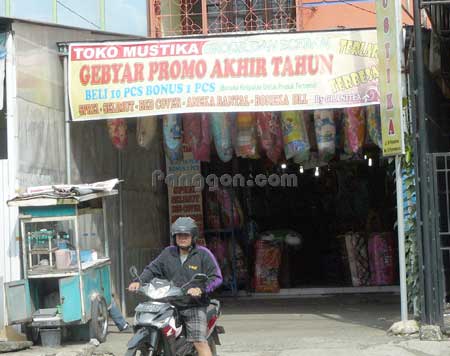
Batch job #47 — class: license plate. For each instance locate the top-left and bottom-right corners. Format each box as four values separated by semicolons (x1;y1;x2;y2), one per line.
136;303;163;313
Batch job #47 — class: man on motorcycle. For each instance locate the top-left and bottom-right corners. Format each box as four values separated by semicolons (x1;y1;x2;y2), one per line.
128;217;223;356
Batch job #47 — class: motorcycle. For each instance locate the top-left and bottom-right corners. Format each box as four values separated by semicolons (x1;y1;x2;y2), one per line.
125;266;224;356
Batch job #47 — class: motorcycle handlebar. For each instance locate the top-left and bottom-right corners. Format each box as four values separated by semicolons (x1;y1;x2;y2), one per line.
126;284;204;301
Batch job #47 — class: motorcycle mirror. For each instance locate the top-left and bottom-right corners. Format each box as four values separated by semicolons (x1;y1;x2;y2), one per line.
129;266;140;279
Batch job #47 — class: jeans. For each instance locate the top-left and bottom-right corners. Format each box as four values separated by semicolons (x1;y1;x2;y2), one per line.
109;299;127;330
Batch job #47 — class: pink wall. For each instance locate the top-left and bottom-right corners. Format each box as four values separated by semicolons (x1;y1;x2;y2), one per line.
300;0;414;31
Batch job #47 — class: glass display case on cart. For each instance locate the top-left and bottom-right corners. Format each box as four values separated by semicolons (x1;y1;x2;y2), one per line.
4;190;117;345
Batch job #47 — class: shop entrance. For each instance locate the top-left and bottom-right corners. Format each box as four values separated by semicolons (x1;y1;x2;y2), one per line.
162;108;400;297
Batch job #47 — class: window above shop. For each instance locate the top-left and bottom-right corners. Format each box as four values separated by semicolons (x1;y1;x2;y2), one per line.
149;0;298;37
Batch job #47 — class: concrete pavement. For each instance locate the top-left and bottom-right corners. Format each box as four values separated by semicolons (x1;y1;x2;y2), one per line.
5;294;450;356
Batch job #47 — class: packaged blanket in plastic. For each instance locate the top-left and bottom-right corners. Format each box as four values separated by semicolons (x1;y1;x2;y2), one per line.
334;110;345;153
107;119;128;150
344;107;366;154
281;111;310;162
235;112;258;158
368;233;396;285
314;110;336;162
197;114;211;161
182;113;211;162
163;114;183;161
255;112;283;163
340;232;370;287
136;116;158;149
206;191;221;230
228;239;248;286
210;112;233;162
254;239;281;293
303;111;318;152
217;188;243;228
208;236;232;288
366;105;382;149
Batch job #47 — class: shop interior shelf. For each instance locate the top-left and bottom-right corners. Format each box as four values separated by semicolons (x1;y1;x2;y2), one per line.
27;258;110;277
29;248;58;254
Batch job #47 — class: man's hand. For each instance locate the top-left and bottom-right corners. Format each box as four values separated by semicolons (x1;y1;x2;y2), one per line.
187;287;202;297
128;282;141;291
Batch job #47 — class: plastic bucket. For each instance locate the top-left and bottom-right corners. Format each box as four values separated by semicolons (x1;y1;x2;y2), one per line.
40;328;61;347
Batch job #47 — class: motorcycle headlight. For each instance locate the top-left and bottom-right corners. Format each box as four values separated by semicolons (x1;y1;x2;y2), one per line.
152;316;171;328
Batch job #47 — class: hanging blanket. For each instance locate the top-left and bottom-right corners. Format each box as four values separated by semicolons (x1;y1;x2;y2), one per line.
314;110;336;162
366;105;382;149
256;112;284;164
107;119;128;150
344;107;366;154
235;112;258;158
182;113;211;161
210;112;234;162
136;116;158;149
163;114;183;161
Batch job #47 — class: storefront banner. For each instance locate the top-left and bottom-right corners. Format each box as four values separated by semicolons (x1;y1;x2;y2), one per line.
376;0;405;156
166;146;205;244
68;30;379;121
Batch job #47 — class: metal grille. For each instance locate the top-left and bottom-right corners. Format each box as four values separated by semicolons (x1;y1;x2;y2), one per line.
149;0;298;37
431;154;450;322
424;1;450;37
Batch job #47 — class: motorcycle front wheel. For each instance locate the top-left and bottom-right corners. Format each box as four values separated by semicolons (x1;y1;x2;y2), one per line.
125;339;167;356
124;344;151;356
207;336;217;356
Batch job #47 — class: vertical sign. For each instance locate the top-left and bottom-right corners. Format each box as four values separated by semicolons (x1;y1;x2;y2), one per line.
166;145;205;245
376;0;405;156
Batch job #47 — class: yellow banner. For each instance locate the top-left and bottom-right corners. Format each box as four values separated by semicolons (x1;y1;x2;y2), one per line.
376;0;405;156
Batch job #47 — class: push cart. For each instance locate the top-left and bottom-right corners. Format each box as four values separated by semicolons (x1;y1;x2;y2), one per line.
4;190;117;345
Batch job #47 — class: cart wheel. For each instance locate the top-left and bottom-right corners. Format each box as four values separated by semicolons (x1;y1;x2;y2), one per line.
89;296;108;343
25;326;40;345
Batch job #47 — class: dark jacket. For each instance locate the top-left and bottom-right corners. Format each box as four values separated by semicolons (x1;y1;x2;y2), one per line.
139;245;223;294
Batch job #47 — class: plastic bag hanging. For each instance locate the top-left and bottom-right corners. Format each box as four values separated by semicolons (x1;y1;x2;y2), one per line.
107;119;128;150
163;114;183;161
182;113;211;162
235;112;258;158
210;112;233;162
198;114;211;161
314;110;336;162
334;110;345;153
281;111;310;162
344;107;366;154
303;111;318;152
136;116;158;150
255;112;283;163
365;105;382;149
